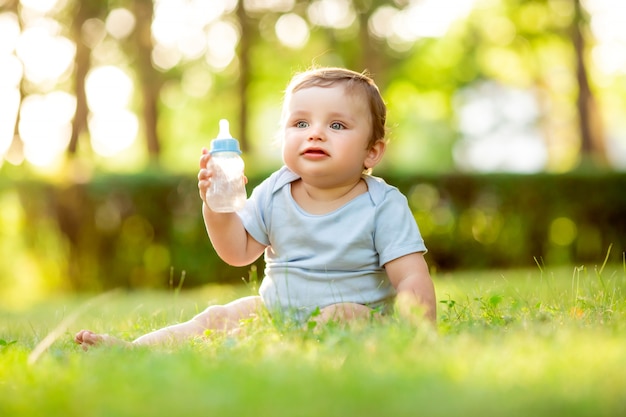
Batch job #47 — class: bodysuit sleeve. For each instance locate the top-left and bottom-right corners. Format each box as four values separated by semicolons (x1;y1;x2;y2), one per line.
373;187;427;267
236;175;272;246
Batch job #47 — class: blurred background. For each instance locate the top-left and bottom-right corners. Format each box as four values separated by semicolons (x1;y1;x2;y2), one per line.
0;0;625;306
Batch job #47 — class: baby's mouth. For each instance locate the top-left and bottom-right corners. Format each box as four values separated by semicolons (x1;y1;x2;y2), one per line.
302;148;328;156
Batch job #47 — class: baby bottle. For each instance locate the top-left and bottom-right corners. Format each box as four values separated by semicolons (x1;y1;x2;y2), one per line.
206;119;246;212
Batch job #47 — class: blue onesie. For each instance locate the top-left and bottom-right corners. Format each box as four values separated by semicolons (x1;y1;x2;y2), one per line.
237;166;427;324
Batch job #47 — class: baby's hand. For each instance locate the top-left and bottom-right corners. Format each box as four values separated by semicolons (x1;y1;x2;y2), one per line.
198;147;213;203
197;147;248;205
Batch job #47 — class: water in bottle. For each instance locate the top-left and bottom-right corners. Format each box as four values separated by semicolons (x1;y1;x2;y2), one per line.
206;119;246;212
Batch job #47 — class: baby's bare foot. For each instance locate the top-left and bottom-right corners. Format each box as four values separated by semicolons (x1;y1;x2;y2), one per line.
74;329;132;351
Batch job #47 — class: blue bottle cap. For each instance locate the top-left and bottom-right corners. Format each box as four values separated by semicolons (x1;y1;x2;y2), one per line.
210;138;241;154
210;119;241;154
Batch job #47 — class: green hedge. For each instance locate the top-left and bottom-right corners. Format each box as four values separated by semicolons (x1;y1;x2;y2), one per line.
3;171;625;291
388;172;626;271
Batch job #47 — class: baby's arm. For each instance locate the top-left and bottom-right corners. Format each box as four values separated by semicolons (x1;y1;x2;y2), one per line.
198;148;265;266
385;252;436;323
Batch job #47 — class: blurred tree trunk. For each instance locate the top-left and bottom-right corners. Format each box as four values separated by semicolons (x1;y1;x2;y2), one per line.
132;0;162;162
236;1;251;151
67;1;102;155
572;0;607;168
354;0;391;88
4;0;23;162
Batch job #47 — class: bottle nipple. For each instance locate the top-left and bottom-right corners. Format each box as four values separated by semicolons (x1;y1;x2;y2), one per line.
217;119;231;139
210;118;241;154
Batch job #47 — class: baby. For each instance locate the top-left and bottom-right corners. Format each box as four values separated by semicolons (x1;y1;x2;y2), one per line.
75;67;436;349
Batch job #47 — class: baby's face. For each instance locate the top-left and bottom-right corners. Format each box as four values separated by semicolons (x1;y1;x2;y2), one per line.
281;84;373;187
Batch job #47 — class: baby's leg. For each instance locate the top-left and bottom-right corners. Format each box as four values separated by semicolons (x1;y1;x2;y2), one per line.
314;302;378;326
132;295;264;345
75;295;264;349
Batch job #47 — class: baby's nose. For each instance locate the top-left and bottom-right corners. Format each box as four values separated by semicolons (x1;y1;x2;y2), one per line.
307;124;326;141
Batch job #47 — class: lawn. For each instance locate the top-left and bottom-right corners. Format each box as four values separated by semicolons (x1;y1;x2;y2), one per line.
1;261;625;417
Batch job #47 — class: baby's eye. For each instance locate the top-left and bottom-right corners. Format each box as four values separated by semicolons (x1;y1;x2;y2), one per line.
295;121;309;128
330;122;345;130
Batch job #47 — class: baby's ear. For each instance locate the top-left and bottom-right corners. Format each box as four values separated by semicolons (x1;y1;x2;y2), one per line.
364;140;386;170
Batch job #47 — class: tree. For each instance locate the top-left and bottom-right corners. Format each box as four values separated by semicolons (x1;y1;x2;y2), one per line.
571;0;607;168
67;1;106;155
236;1;252;152
132;0;162;162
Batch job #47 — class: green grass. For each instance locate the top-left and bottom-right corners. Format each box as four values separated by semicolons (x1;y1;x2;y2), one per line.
1;262;625;417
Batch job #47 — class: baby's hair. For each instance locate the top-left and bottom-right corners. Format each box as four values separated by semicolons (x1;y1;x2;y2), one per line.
282;67;387;148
